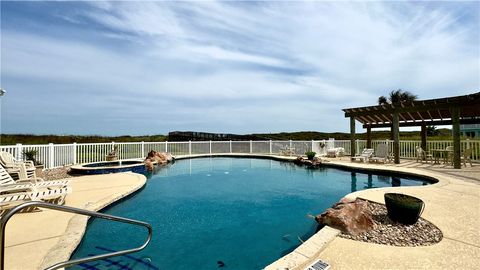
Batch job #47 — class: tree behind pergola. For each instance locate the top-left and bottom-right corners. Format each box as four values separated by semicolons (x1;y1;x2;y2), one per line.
378;89;418;105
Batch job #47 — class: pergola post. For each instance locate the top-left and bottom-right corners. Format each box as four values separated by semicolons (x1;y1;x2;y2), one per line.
350;117;356;157
366;126;372;148
392;112;400;164
451;107;461;169
421;122;427;151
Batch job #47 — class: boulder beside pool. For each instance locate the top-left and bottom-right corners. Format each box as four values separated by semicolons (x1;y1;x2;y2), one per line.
316;198;374;235
145;151;174;171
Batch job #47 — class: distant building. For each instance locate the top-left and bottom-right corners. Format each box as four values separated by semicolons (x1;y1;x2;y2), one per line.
168;131;264;141
460;124;480;138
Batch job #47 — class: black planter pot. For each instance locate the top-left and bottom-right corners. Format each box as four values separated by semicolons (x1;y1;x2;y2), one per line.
384;193;425;225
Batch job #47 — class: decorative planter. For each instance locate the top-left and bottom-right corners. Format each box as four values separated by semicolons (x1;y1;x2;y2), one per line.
106;155;118;161
384;193;425;225
305;152;316;161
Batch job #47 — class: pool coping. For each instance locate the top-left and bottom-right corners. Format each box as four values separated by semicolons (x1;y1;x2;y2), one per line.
39;154;452;270
70;158;145;171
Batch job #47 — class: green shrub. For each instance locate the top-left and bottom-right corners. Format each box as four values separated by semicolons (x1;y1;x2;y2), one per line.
305;151;316;160
22;149;39;165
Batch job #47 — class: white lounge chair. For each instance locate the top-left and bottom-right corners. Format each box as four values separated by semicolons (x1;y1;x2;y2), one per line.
351;148;374;163
370;144;391;164
0;166;71;206
326;147;345;158
0;185;70;215
0;189;41;216
1;164;70;189
0;151;36;179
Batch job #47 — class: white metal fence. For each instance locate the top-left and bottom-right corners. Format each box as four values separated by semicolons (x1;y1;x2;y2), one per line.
1;139;479;169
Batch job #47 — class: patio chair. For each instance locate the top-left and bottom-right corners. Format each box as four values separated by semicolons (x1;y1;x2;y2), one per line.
0;151;36;179
370;144;390;164
351;148;374;163
416;146;433;163
1;164;70;189
461;148;473;167
446;146;454;165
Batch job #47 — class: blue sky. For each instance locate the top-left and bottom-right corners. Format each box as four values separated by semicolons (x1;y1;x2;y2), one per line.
1;1;479;136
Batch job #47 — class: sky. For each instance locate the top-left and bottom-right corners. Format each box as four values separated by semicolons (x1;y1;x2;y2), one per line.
0;1;479;136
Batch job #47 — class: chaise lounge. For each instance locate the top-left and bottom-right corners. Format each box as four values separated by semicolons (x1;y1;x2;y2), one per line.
0;166;71;210
0;151;36;179
351;148;374;163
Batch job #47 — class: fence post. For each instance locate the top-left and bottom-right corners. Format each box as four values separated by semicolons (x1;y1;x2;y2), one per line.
250;140;253;154
165;141;168;152
189;141;192;155
356;139;360;155
289;140;292;149
73;142;77;165
15;143;23;160
269;140;272;154
48;143;54;169
209;140;212;154
229;140;232;153
141;141;145;157
311;140;314;152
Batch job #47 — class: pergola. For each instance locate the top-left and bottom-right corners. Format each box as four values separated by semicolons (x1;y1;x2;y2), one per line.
343;92;480;169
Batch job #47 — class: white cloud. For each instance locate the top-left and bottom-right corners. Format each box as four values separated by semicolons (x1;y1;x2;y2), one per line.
1;1;478;135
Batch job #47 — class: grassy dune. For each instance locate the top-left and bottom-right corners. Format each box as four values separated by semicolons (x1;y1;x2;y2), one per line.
0;129;457;145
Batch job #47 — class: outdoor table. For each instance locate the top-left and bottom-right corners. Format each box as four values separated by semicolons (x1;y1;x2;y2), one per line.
431;149;453;164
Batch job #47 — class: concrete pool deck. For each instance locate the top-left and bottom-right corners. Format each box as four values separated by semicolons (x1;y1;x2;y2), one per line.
2;156;479;269
3;172;146;270
267;157;480;270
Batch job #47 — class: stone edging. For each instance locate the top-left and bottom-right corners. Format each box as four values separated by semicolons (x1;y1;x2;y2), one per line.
39;172;147;269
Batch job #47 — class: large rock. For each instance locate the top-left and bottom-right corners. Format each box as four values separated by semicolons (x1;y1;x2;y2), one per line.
316;198;374;235
293;156;323;168
144;151;174;171
154;152;172;164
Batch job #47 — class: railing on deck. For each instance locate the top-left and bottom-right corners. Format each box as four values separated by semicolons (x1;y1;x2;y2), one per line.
1;139;479;169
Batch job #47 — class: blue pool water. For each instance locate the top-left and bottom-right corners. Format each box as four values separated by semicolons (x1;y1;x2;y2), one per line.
70;157;431;270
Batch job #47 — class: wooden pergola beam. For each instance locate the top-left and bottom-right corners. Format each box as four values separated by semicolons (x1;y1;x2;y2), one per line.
362;117;480;128
344;92;480;169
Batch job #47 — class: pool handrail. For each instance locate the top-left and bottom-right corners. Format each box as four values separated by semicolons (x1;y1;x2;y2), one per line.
0;201;152;270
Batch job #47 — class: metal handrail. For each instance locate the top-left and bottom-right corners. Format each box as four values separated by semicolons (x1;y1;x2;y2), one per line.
0;201;152;270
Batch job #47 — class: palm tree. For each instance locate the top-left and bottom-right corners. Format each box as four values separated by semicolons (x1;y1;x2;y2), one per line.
378;89;418;105
426;125;439;136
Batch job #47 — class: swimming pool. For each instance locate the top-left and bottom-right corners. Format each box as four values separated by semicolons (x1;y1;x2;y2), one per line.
69;157;431;270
